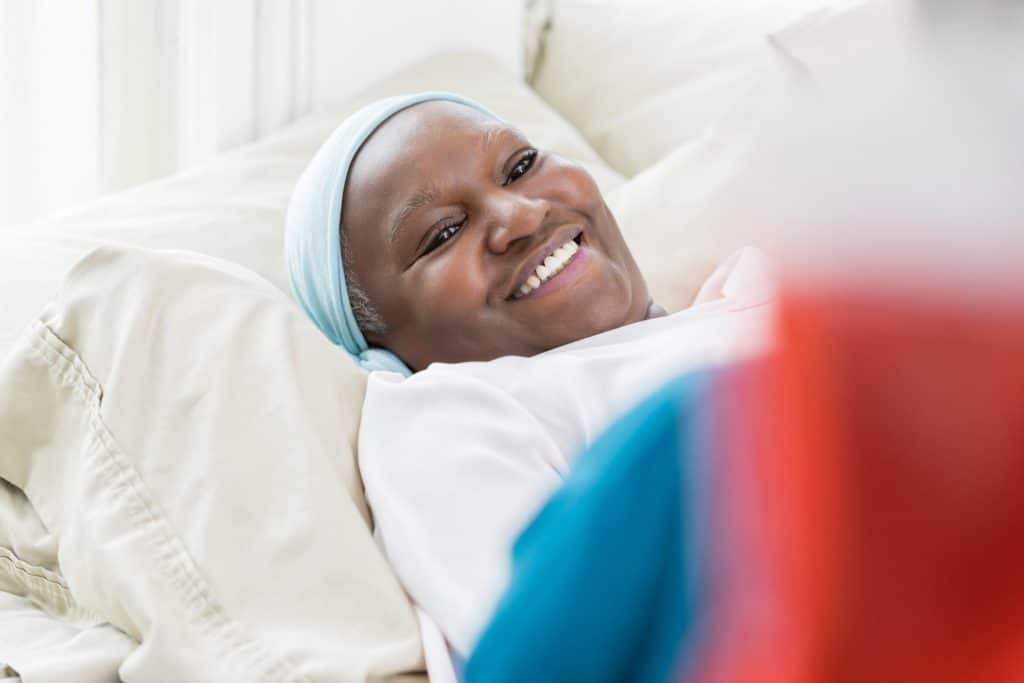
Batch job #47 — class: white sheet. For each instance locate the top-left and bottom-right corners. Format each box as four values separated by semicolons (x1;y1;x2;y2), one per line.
0;591;133;683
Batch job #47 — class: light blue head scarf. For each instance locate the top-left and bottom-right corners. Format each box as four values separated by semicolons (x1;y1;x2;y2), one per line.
284;92;501;376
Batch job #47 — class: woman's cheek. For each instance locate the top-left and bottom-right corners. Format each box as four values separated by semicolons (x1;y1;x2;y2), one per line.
425;253;490;310
546;157;604;211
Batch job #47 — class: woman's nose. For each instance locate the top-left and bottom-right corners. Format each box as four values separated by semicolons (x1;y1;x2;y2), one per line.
485;193;550;254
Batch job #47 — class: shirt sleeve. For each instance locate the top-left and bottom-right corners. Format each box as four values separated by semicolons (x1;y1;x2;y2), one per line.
357;367;566;657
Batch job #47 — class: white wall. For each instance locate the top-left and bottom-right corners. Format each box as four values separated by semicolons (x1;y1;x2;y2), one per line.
1;0;523;227
1;2;101;224
309;0;523;112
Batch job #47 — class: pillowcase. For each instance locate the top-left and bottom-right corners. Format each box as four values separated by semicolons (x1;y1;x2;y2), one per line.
607;33;808;312
0;246;424;681
532;0;845;176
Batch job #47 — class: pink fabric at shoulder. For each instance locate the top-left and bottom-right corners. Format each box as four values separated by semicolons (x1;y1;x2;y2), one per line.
692;246;777;308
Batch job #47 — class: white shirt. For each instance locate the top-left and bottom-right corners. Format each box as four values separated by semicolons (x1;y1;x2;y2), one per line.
357;247;775;674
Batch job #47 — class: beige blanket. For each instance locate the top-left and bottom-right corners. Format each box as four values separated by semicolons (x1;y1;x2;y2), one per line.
0;246;425;682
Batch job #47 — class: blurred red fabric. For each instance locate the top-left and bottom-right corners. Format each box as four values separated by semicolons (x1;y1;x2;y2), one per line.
690;285;1024;683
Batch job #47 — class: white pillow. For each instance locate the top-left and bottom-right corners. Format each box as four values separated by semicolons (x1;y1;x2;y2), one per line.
0;246;425;681
607;27;814;311
532;0;845;176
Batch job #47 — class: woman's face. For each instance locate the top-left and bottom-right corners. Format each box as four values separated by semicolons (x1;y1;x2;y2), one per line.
342;101;650;371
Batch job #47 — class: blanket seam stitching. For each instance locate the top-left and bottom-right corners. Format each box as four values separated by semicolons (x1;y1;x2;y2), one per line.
0;547;69;588
0;548;106;625
25;320;311;683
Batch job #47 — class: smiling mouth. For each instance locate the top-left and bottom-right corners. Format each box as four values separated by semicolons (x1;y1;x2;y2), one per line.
509;231;585;301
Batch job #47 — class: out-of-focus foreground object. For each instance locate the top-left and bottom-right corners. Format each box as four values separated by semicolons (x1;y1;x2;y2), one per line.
693;282;1024;683
467;281;1024;683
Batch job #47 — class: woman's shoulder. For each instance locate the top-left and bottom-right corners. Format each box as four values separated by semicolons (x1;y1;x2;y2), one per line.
359;356;574;477
362;360;551;433
361;355;586;473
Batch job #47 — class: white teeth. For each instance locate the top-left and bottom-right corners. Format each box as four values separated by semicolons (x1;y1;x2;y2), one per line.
513;237;582;299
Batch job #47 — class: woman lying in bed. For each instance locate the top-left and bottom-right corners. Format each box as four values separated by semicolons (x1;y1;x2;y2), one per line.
284;93;773;676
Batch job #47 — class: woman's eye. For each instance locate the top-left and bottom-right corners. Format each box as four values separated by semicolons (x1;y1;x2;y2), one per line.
422;219;465;255
504;149;538;185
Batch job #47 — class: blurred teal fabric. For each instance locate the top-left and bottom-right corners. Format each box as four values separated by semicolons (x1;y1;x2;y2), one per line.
465;371;714;683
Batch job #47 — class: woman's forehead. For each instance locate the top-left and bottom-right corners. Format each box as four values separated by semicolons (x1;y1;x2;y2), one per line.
341;102;521;255
345;102;518;212
356;101;510;181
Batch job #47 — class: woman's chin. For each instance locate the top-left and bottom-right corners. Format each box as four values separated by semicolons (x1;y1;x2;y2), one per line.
553;292;639;346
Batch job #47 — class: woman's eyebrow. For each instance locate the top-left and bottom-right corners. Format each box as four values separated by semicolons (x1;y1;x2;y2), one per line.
484;126;526;159
482;125;505;153
389;186;439;245
387;127;521;246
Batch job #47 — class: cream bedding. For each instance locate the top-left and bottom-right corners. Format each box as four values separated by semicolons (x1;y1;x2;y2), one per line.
0;247;425;682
